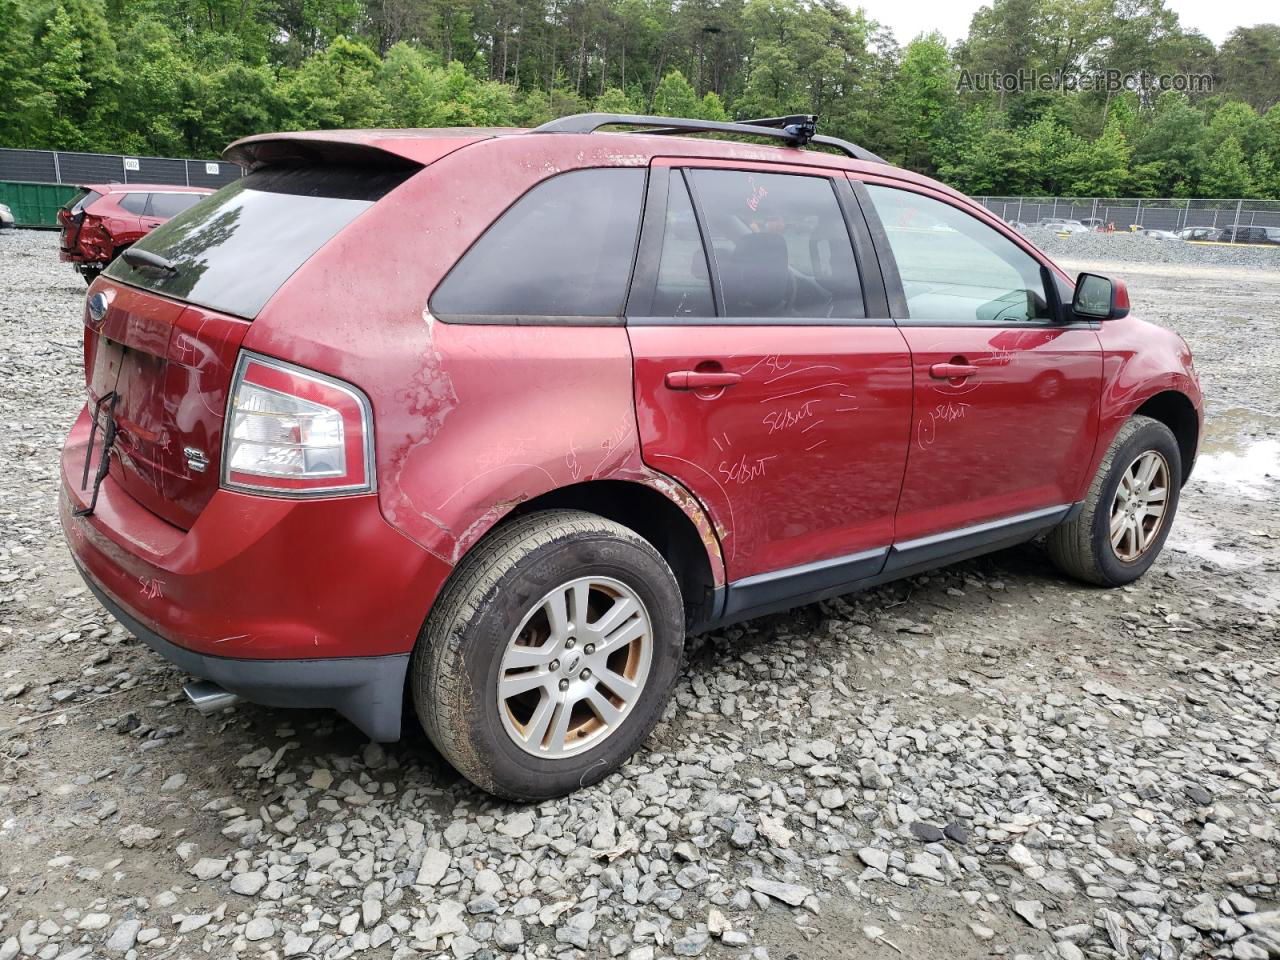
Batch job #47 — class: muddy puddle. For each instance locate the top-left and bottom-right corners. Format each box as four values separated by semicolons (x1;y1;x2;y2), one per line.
1164;407;1278;571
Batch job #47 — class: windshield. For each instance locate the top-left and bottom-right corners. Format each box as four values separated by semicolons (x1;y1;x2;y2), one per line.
104;165;414;319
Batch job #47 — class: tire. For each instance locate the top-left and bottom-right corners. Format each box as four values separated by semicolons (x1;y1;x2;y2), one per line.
81;268;101;285
1048;415;1181;586
412;509;685;800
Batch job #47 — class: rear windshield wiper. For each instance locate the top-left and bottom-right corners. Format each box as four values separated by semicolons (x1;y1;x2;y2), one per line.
122;247;178;274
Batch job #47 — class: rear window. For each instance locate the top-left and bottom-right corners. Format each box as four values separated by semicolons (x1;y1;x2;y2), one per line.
63;190;102;215
105;165;413;319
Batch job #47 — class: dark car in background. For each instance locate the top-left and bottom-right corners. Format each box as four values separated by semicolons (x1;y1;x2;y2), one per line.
1215;225;1280;245
57;184;213;282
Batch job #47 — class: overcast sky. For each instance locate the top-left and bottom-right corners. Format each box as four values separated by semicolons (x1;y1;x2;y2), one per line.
856;0;1274;47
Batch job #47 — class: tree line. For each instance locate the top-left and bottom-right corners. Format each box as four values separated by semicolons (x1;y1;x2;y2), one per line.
1;0;1278;198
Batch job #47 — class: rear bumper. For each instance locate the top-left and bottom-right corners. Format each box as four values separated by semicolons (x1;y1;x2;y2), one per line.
75;564;408;740
60;405;454;738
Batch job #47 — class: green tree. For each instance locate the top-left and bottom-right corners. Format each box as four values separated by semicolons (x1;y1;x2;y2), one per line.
0;0;36;144
282;36;389;128
651;68;699;116
888;33;956;173
1216;25;1280;113
23;2;91;148
594;85;641;113
1200;135;1254;197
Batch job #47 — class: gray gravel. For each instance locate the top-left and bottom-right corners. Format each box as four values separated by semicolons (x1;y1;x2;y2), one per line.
1021;226;1280;268
1;229;1278;960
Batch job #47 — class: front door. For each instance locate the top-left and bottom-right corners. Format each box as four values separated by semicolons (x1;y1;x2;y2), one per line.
626;161;913;617
856;178;1103;547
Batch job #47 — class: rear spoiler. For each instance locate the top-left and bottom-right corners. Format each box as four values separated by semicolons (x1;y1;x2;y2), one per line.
223;129;504;171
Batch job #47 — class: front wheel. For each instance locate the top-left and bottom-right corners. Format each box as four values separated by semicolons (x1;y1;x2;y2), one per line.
1048;415;1182;586
412;509;684;800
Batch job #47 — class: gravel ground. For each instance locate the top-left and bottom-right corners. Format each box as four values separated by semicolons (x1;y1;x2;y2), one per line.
1;228;1278;960
1022;227;1280;268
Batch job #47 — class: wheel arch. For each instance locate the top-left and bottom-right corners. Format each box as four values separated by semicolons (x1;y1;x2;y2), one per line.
1133;390;1199;485
502;479;723;630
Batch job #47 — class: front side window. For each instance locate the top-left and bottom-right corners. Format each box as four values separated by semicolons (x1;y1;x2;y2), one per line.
689;169;863;318
866;184;1051;324
432;168;645;319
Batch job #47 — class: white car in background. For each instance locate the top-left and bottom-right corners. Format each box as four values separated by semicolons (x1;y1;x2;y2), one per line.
0;202;14;228
1038;218;1091;234
1141;229;1183;241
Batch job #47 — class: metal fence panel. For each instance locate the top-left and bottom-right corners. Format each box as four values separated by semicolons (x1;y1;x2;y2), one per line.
974;196;1280;238
132;156;189;185
0;149;58;183
186;160;235;188
55;152;128;185
0;147;242;189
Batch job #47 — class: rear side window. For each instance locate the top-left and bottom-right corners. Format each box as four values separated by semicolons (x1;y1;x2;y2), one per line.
651;174;714;318
106;165;412;319
866;184;1052;324
431;168;645;319
689;169;864;318
149;192;206;218
118;193;150;214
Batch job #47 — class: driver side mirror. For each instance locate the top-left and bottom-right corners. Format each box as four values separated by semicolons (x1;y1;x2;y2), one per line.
1072;273;1130;320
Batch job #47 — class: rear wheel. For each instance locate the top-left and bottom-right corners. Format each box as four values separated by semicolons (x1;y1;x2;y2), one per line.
412;509;684;800
1048;415;1181;586
80;267;102;285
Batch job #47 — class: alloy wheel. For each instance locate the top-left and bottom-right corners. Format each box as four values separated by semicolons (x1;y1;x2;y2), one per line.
497;576;652;758
1109;450;1170;562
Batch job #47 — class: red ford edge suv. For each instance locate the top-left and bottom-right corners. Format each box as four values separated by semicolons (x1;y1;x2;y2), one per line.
57;183;214;283
60;114;1202;799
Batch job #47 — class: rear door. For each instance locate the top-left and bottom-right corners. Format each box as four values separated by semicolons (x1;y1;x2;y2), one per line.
854;177;1102;547
626;160;913;613
115;191;150;236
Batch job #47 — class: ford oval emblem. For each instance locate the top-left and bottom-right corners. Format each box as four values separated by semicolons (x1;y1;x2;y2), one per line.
87;291;109;325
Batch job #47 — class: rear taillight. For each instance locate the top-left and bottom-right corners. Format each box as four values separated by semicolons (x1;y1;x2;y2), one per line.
222;352;374;497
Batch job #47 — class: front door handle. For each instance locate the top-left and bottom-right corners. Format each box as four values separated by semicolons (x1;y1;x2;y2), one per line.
930;362;979;380
665;370;743;390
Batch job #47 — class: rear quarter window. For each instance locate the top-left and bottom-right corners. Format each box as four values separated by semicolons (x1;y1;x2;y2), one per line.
105;165;412;319
118;193;150;214
430;168;646;320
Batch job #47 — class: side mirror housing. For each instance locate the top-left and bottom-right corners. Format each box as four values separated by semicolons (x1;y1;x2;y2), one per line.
1072;273;1130;320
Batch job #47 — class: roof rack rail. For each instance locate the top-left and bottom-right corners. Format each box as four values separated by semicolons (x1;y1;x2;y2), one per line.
531;112;885;164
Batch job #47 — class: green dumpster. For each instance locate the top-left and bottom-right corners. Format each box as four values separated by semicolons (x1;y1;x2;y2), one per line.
0;180;82;228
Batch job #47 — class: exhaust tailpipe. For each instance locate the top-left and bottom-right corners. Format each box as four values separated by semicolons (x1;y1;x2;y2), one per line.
184;680;240;715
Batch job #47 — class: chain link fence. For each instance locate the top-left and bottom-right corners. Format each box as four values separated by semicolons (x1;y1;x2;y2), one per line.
0;147;242;190
974;196;1280;239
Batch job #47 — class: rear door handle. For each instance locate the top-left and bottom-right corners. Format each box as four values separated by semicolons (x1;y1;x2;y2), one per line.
665;370;743;390
930;362;979;379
